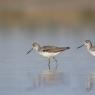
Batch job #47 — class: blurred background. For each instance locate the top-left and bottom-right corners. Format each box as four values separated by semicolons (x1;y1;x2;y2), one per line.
0;0;95;28
0;0;95;95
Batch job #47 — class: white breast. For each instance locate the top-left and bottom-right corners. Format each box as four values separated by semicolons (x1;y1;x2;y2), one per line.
89;51;95;56
39;52;60;58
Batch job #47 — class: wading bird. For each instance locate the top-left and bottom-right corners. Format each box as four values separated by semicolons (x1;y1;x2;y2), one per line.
77;40;95;56
26;42;70;70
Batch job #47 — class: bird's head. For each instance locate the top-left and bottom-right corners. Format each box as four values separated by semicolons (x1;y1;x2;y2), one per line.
77;40;92;49
26;42;40;55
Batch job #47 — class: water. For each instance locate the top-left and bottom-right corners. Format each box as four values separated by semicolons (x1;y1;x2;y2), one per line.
0;26;95;95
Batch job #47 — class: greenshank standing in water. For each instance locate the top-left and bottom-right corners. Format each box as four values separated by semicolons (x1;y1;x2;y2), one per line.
77;40;95;56
26;42;70;70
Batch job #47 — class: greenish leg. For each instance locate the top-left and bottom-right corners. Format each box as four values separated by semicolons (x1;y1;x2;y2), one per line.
48;58;50;70
53;57;58;70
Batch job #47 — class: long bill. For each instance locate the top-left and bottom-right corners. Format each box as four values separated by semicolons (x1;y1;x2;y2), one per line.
26;48;33;55
77;44;84;49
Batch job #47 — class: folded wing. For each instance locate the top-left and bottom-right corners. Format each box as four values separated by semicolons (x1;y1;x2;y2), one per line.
41;46;69;52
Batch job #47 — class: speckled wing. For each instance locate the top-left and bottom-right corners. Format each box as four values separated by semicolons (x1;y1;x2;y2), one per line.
91;46;95;51
41;46;65;53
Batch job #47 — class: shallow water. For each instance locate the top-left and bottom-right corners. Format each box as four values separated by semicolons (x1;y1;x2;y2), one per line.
0;26;95;95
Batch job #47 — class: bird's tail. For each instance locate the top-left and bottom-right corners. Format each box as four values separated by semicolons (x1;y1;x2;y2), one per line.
64;47;70;50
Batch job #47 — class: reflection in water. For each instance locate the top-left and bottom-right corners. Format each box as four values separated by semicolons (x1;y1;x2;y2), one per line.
30;70;64;89
86;73;95;91
38;70;64;85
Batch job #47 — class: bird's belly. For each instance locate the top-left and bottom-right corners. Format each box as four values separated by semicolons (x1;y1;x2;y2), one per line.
90;51;95;56
39;52;60;57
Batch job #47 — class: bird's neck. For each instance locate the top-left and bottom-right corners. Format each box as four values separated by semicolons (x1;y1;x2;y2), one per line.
35;45;41;51
86;43;92;50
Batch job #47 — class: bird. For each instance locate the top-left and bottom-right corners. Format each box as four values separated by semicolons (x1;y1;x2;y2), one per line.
77;40;95;56
26;42;70;70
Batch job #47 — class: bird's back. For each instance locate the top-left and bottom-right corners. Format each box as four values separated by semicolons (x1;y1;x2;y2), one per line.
41;46;70;53
90;46;95;51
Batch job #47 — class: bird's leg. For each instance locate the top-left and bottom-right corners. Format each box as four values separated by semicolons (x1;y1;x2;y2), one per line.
53;57;58;70
48;58;51;70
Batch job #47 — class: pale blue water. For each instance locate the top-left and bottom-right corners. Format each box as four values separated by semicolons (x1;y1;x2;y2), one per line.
0;26;95;95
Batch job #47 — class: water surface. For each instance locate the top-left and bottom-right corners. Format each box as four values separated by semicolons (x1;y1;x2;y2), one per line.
0;26;95;95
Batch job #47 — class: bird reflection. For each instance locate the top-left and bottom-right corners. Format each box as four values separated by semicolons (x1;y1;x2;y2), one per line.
30;70;64;89
38;70;64;85
86;73;95;91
